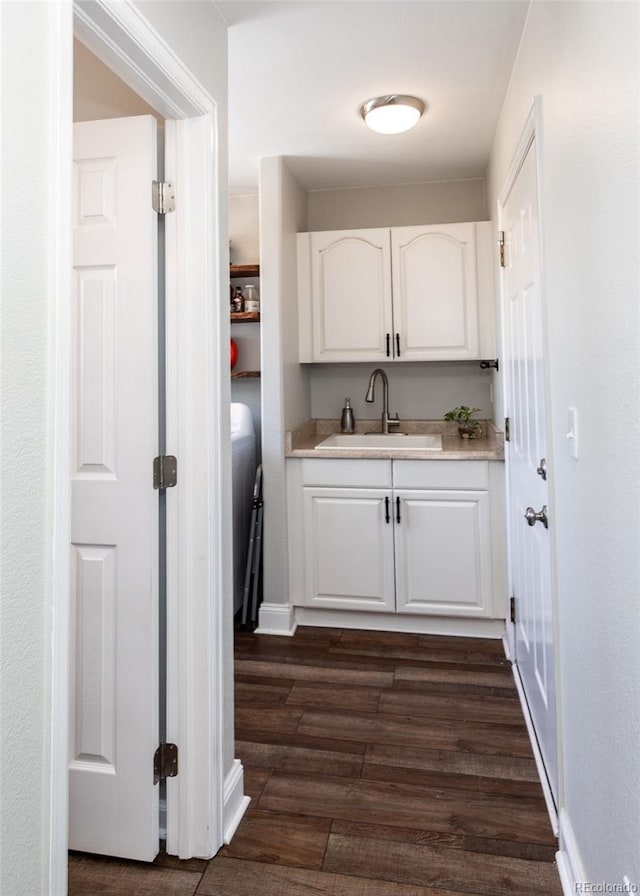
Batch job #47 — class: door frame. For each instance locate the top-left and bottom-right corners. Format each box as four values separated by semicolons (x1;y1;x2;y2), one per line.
52;1;227;888
497;97;563;830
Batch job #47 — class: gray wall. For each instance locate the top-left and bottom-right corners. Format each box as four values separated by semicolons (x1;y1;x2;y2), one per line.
307;177;486;230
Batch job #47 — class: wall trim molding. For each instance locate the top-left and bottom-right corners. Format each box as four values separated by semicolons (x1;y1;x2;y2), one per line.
256;603;298;636
556;808;587;896
222;760;250;846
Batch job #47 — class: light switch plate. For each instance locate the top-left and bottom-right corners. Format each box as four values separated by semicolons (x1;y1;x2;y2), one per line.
567;407;579;459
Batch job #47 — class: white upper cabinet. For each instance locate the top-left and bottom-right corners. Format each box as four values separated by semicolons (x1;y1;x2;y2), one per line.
391;223;478;360
302;228;393;362
298;222;494;362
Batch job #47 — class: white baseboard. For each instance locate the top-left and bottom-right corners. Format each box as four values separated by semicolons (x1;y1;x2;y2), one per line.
222;759;250;845
255;603;297;636
510;661;559;836
295;606;505;639
556;808;587;896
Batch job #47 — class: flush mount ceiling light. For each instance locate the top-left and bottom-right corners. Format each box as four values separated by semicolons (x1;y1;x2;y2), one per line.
359;94;425;135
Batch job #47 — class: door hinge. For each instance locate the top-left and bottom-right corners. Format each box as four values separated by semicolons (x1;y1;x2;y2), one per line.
154;742;178;784
504;417;510;442
498;231;506;268
510;596;516;624
153;455;177;489
152;180;176;215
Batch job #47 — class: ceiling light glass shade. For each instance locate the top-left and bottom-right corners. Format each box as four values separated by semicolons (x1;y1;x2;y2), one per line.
360;95;425;134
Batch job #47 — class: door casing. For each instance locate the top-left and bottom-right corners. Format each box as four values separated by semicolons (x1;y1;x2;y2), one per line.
51;2;228;889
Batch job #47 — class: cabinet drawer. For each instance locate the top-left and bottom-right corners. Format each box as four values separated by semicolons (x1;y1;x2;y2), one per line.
301;458;391;488
393;459;489;490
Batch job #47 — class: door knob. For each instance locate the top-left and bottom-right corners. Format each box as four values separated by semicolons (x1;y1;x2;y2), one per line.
536;458;547;481
524;506;548;529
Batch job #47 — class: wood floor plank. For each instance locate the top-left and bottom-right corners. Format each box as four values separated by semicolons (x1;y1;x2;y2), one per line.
322;833;562;896
366;744;542;780
297;708;534;757
329;819;557;863
218;809;331;869
68;854;202;896
337;630;421;649
197;856;483;896
362;758;546;799
234;659;394;687
234;706;305;734
394;666;515;688
259;772;557;845
236;739;364;777
378;689;526;726
235;680;292;705
235;728;367;756
242;767;271;803
416;634;506;654
364;743;540;782
329;645;511;668
286;681;382;712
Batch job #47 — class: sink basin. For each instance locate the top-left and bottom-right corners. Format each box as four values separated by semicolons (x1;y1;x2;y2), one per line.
316;433;442;451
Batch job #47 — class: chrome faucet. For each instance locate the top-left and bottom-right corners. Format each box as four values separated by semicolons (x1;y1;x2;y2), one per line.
365;368;401;434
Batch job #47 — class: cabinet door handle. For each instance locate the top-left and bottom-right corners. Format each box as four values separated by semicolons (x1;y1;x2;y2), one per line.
395;333;401;357
384;496;391;523
386;333;391;357
396;496;401;523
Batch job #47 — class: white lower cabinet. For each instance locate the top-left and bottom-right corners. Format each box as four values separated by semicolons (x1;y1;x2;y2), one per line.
393;488;491;616
289;458;500;618
302;487;395;612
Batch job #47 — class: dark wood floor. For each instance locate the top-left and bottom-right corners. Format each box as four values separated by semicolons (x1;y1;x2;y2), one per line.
69;626;561;896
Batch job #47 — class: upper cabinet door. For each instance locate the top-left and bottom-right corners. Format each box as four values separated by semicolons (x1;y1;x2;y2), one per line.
309;229;393;362
391;223;479;360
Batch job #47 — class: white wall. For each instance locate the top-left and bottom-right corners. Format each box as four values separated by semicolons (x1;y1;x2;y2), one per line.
0;5;72;894
307;177;486;230
487;1;639;888
259;157;310;622
0;3;230;891
229;194;260;264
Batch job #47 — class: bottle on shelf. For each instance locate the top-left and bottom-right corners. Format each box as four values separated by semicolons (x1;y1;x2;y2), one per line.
232;286;244;313
243;284;260;314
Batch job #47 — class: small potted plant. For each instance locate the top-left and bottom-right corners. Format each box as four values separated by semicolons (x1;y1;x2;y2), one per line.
444;405;483;440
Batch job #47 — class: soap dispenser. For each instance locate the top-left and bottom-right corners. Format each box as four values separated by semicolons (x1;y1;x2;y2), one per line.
341;398;355;434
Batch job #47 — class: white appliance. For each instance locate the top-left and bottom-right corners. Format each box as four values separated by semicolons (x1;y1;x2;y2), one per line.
230;403;257;613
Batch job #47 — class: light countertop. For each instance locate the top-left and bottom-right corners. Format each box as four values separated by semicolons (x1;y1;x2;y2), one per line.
285;419;504;461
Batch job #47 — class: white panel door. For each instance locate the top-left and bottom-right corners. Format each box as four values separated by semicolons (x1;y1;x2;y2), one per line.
302;487;395;611
310;229;393;361
394;490;491;616
391;223;479;360
69;116;159;859
503;137;557;801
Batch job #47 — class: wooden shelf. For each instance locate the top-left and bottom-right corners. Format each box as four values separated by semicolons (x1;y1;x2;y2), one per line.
230;264;259;278
230;311;260;323
231;370;261;379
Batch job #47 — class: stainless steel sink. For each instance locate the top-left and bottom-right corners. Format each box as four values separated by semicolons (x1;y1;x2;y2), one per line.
315;433;443;451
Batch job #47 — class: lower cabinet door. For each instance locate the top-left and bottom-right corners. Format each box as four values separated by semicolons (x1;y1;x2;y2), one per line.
394;489;492;616
302;487;395;611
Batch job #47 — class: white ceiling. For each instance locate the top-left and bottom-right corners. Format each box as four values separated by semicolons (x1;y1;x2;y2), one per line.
216;0;529;194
